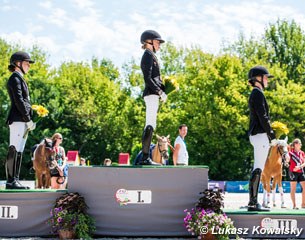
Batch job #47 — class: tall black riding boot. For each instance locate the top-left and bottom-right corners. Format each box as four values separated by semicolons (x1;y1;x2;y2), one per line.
248;168;269;211
5;146;29;189
138;125;161;166
15;152;30;189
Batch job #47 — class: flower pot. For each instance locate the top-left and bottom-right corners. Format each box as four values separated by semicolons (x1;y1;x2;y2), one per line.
58;229;76;239
201;231;216;240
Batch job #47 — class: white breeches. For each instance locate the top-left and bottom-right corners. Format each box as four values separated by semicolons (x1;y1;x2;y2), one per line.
144;95;159;130
249;133;270;171
9;122;28;152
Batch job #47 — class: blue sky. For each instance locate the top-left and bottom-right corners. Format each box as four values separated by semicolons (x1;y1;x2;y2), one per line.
1;0;305;68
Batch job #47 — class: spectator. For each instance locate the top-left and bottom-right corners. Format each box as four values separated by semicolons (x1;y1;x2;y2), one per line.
50;133;68;189
103;158;112;166
173;124;189;166
80;158;86;166
288;138;305;209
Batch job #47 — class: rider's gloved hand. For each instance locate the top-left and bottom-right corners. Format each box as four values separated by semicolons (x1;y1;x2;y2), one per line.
26;120;36;131
270;139;277;146
160;91;167;103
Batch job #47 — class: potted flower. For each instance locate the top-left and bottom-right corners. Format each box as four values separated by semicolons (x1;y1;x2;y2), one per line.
47;192;95;239
184;189;236;240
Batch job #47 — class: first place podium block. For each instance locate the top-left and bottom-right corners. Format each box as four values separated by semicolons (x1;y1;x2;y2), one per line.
68;165;208;237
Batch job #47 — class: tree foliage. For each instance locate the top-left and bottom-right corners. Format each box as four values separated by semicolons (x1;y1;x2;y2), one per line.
0;19;305;180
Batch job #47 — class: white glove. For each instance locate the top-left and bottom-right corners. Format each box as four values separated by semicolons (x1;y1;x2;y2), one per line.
160;92;167;102
26;120;36;131
270;139;277;146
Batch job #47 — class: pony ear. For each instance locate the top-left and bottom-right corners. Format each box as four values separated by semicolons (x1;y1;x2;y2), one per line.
156;134;161;139
284;136;288;143
166;135;170;139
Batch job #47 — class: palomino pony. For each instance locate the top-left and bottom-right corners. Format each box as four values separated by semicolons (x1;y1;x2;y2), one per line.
33;138;55;189
152;135;174;165
134;135;174;165
261;138;289;208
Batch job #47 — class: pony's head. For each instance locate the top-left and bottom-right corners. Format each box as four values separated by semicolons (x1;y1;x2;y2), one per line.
41;138;57;169
156;134;170;161
270;137;289;167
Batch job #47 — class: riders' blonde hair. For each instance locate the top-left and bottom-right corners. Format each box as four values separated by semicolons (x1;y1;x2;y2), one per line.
142;43;149;49
51;133;62;141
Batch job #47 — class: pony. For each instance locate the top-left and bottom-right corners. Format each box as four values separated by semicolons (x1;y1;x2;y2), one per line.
261;137;289;208
152;135;174;165
33;138;55;189
134;135;174;165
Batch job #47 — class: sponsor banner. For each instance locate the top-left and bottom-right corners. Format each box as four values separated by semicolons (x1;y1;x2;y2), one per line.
223;181;302;193
208;181;225;191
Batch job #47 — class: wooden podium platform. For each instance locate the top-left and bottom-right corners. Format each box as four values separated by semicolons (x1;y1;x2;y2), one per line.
0;166;208;237
226;209;305;239
68;166;209;236
0;190;66;237
2;166;303;239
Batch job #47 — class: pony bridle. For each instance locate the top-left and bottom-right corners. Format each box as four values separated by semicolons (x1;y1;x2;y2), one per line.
158;140;169;160
277;145;289;168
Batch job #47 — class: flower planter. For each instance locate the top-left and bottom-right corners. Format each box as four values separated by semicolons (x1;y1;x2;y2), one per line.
58;229;76;239
201;231;216;240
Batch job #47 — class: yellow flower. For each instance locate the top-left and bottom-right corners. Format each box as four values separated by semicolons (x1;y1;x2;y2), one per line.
163;75;179;95
32;104;49;122
36;105;49;117
32;104;39;110
271;121;289;139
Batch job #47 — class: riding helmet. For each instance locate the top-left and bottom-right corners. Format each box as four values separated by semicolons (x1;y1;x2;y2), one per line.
140;30;165;44
248;66;274;80
10;51;35;66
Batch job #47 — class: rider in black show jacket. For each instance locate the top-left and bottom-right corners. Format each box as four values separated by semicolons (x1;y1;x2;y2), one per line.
137;30;167;166
5;51;35;189
141;49;165;98
247;65;276;212
248;88;275;139
6;72;32;124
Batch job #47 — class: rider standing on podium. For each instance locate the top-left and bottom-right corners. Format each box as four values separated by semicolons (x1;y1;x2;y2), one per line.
5;51;36;189
137;30;167;165
247;66;276;211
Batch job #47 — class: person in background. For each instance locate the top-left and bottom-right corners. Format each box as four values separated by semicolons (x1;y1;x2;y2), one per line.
50;133;67;189
5;51;36;189
136;30;166;166
288;138;305;209
103;158;112;166
247;66;276;211
173;124;189;166
80;158;86;166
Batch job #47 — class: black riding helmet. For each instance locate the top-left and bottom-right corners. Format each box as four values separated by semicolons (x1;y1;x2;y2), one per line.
140;30;165;44
9;51;35;74
248;66;274;89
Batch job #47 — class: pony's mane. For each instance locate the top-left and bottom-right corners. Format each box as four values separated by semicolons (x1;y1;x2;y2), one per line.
270;139;288;147
35;138;53;156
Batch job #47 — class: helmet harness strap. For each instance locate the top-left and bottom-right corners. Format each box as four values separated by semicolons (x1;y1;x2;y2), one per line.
13;61;26;75
146;40;156;53
252;75;265;89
